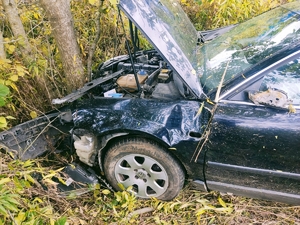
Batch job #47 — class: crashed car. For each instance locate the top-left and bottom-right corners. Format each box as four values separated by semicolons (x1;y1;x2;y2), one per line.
1;0;300;204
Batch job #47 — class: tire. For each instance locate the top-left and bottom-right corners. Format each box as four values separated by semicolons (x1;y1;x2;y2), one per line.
103;138;185;200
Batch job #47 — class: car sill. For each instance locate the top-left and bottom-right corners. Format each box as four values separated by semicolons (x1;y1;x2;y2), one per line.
206;180;300;205
191;180;207;192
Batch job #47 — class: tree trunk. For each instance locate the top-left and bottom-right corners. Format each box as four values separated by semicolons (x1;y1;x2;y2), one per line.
1;0;31;57
39;0;85;92
0;28;5;59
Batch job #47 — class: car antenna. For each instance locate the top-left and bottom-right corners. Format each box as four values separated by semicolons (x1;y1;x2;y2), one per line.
118;9;142;95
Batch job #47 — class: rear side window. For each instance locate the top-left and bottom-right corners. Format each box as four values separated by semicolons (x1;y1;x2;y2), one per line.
260;57;300;105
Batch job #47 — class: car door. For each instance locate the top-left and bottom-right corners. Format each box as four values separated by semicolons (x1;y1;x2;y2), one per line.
204;55;300;204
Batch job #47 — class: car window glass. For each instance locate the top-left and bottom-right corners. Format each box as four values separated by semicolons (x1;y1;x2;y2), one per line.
259;57;300;105
197;2;300;94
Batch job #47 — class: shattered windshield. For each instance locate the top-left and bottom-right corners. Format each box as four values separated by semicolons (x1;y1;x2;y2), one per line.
197;2;300;94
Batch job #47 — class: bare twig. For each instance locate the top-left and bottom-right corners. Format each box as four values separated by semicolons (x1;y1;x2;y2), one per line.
0;28;5;59
215;61;229;102
87;0;103;81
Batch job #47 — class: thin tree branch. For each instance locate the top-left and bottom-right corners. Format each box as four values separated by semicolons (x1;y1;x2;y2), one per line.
0;28;5;59
87;0;103;81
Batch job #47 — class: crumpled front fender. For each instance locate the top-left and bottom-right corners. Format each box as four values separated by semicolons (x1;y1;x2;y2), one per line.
72;98;203;147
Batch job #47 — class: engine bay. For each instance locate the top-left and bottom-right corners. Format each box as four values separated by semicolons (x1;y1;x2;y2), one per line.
52;50;193;105
92;50;191;100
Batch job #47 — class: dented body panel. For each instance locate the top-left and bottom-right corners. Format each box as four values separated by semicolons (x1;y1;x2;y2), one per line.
73;98;203;146
72;98;208;180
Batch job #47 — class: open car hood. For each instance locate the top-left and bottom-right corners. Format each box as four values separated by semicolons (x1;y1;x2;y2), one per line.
118;0;203;98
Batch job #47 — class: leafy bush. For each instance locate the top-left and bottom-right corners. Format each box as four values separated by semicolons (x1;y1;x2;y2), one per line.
181;0;294;30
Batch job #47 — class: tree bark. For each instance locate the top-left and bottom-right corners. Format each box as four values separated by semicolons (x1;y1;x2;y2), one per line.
1;0;31;57
39;0;85;92
0;28;5;59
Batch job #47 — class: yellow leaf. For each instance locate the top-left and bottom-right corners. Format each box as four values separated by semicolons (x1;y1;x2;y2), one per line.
0;116;7;128
218;196;227;208
54;167;65;173
5;80;11;86
117;183;125;190
109;0;118;8
196;208;206;215
15;65;28;76
24;174;35;183
33;197;43;203
43;172;56;179
8;103;16;112
179;203;193;209
43;178;58;185
0;116;6;124
30;111;37;119
7;81;18;91
5;116;15;120
0;177;11;185
58;177;66;185
41;46;49;56
7;45;16;54
33;12;40;19
88;0;97;5
102;189;111;195
23;160;34;167
15;211;26;224
0;58;12;65
9;75;18;82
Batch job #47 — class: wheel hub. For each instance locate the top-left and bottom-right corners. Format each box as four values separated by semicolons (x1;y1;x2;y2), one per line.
135;169;148;180
114;153;170;198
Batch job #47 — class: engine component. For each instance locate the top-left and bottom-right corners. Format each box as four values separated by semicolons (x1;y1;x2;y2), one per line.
158;69;171;81
151;81;183;100
117;70;148;92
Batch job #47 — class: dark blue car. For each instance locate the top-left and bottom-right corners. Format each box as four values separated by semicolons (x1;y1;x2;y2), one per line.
1;0;300;204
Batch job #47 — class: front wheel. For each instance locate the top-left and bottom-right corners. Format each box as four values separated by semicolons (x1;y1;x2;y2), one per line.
103;138;185;200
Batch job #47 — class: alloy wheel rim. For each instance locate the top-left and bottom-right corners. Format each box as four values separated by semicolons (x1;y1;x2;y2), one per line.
114;154;169;198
